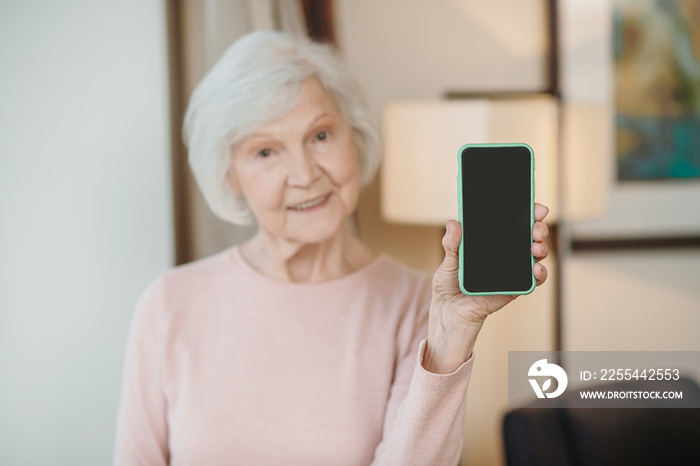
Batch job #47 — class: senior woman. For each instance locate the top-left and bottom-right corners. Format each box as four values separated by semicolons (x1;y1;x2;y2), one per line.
113;30;550;465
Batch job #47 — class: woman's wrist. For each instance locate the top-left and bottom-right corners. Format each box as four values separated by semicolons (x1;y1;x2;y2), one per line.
424;305;483;374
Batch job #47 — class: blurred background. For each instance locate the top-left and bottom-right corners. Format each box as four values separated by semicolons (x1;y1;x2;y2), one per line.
1;0;699;465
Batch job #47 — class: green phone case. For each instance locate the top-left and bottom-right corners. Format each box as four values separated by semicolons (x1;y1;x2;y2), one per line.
457;143;536;296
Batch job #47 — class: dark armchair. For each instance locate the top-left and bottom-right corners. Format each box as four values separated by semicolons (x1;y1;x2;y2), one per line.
502;377;700;466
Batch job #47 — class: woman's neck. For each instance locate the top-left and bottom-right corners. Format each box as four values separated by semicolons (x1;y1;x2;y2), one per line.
239;224;378;283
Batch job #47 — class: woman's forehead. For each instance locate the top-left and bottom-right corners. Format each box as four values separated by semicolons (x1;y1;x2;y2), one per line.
246;112;336;140
231;77;348;152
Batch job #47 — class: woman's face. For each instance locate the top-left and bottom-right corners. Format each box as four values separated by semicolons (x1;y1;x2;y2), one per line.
227;76;361;244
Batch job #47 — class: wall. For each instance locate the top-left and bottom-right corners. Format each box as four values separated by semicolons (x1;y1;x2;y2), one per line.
565;250;700;351
0;1;173;464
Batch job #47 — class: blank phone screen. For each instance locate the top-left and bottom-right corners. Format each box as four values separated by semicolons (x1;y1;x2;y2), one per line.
460;145;533;294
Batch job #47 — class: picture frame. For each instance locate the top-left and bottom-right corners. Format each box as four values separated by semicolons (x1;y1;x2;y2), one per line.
560;0;700;244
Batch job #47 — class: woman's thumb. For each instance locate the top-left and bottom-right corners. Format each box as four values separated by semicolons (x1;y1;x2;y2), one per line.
440;220;461;274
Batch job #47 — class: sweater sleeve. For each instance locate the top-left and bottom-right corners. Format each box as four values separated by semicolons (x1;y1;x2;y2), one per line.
113;276;170;466
369;274;474;466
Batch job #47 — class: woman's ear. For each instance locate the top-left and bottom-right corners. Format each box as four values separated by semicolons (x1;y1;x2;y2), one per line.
225;167;243;197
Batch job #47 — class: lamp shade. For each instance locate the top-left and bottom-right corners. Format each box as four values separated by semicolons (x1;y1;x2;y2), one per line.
381;96;558;226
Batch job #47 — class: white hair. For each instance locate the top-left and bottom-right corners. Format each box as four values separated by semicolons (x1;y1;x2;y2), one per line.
182;30;381;225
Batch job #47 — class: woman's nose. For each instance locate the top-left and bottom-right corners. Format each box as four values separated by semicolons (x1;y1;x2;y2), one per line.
287;146;319;187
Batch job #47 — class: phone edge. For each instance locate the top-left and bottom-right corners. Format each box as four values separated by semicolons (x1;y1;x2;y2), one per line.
457;142;536;296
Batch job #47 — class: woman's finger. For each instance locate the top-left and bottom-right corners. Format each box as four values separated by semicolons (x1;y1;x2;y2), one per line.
440;219;462;274
532;221;549;242
531;240;549;262
431;219;463;299
534;262;548;286
534;203;550;222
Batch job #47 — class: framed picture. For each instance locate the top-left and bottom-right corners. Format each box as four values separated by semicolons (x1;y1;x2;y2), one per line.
560;0;700;242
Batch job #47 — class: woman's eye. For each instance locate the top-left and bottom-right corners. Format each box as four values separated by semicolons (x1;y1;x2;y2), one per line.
257;148;271;158
316;131;328;141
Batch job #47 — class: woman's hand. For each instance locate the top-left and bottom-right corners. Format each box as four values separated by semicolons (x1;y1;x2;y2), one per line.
422;203;551;374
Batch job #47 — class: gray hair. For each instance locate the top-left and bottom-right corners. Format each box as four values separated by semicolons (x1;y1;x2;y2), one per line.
182;30;381;225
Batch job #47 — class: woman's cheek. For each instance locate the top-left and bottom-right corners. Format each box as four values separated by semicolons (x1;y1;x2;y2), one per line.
332;137;360;182
325;157;355;188
339;161;361;212
241;167;282;213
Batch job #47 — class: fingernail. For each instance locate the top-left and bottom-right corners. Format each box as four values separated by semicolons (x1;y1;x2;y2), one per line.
539;227;546;237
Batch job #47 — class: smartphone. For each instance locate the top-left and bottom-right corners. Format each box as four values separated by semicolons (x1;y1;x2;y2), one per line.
457;143;535;296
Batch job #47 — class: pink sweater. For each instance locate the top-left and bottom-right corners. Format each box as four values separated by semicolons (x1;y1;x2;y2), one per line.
113;245;474;465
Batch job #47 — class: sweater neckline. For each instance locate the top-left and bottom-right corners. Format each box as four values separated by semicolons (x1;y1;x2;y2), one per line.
227;244;388;288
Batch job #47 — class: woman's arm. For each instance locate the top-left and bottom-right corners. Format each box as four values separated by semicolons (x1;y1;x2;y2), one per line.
113;277;170;466
426;203;550;373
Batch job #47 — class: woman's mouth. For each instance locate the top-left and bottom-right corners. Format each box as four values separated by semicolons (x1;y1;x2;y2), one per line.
288;192;332;211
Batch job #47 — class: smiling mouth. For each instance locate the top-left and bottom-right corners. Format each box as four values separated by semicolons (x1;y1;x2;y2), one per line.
288;192;332;211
